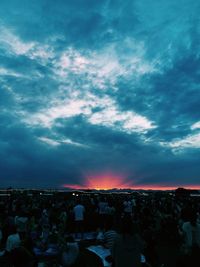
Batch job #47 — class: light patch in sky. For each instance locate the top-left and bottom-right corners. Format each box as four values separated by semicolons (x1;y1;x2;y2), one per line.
160;133;200;152
23;92;155;134
0;26;34;55
0;67;24;78
89;106;156;133
24;97;94;128
191;121;200;130
38;136;89;148
61;139;90;148
38;137;60;146
54;43;157;90
0;26;54;62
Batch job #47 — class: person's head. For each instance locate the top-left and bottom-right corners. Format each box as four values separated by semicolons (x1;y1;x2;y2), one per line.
66;235;75;243
120;215;135;235
105;218;114;231
9;225;18;235
76;198;81;205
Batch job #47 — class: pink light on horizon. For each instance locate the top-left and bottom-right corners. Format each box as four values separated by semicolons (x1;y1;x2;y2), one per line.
84;172;133;190
62;171;200;190
63;171;133;190
63;184;200;190
62;183;86;190
129;185;200;190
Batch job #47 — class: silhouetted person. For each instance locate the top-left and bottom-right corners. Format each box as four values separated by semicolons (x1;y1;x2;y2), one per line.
112;215;144;267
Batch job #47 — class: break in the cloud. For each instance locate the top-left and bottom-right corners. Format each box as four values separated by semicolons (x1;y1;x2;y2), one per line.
0;0;200;188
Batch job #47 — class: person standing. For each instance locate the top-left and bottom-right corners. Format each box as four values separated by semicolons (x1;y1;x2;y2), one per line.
112;215;144;267
73;200;85;239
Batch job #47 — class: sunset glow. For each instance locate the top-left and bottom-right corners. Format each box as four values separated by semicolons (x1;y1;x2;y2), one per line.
84;172;132;190
63;172;133;190
63;183;200;191
62;172;200;190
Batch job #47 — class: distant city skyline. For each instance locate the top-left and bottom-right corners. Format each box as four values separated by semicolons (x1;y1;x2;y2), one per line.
0;0;200;188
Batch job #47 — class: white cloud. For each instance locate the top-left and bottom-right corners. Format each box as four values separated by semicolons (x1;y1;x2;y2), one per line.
26;97;94;128
0;26;54;62
191;121;200;130
0;26;34;55
0;27;157;136
54;41;157;90
0;67;24;78
161;122;200;152
160;133;200;152
38;137;60;146
24;92;155;134
38;136;89;148
89;106;155;133
61;139;90;148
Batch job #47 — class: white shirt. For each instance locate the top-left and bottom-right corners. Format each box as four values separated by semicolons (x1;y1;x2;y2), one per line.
73;204;85;221
99;202;108;215
6;233;21;252
182;221;200;247
123;201;132;213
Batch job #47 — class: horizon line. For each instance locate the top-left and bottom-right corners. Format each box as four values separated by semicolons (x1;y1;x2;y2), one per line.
1;186;200;191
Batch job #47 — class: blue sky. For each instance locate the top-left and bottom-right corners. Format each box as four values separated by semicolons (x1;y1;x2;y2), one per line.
0;0;200;188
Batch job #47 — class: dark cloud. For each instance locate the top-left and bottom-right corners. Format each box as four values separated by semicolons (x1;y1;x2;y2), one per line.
0;0;200;188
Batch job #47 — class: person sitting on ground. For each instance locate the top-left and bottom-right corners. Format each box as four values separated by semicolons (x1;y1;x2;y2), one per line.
15;210;28;235
61;236;79;267
6;225;21;253
177;210;200;267
103;219;118;251
181;210;200;252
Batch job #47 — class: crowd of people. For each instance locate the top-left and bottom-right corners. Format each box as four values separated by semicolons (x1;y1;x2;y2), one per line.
0;190;200;267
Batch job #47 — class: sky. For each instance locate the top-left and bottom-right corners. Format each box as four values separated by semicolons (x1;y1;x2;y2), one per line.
0;0;200;189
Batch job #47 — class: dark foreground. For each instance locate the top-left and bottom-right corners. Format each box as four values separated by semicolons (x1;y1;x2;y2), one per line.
0;189;200;267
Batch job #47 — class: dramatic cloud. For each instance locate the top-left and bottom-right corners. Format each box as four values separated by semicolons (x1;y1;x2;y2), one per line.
0;0;200;188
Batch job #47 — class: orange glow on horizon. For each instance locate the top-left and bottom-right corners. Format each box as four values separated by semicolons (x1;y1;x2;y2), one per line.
63;172;132;190
63;184;200;191
85;173;132;190
62;172;200;190
129;185;200;190
62;184;86;190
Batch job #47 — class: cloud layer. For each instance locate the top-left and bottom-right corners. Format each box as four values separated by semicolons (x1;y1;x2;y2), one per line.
0;0;200;188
